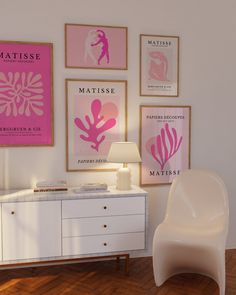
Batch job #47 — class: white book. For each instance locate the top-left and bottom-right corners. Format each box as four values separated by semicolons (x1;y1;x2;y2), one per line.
36;180;67;188
80;183;107;190
73;183;108;193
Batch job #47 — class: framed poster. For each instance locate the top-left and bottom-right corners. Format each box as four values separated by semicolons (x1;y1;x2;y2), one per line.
140;34;179;97
65;23;128;70
0;41;53;146
140;105;191;186
66;79;127;171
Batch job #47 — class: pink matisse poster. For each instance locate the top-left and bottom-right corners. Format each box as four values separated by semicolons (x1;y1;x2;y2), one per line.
0;41;53;146
66;79;127;171
140;105;191;185
140;35;179;97
65;24;127;70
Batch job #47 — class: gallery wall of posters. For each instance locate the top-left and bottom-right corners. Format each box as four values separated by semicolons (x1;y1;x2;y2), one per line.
140;34;179;97
66;79;127;171
0;41;54;146
140;105;191;186
65;24;128;70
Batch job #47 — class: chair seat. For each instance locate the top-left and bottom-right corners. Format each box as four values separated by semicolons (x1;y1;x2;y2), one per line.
156;223;225;244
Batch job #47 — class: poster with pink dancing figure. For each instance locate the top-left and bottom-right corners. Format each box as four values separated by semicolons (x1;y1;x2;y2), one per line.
140;106;191;185
140;35;179;97
0;41;53;146
65;24;127;70
66;79;127;171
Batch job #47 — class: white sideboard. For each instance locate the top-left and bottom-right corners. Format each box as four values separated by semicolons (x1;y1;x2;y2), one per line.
0;186;147;269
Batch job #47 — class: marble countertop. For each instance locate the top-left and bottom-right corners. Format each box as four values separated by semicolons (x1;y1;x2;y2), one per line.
0;185;147;203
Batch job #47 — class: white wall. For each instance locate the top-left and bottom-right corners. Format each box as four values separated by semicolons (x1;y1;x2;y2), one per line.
1;0;236;252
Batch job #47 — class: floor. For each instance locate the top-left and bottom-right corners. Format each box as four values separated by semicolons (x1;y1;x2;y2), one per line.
0;249;235;295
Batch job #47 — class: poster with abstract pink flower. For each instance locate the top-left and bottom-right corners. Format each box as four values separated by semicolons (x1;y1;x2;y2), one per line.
140;105;191;185
0;41;53;146
140;35;179;97
65;24;128;70
66;79;127;171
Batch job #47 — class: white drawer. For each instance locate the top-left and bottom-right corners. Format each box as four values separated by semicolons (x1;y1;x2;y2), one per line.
62;232;145;256
62;214;145;237
62;197;145;218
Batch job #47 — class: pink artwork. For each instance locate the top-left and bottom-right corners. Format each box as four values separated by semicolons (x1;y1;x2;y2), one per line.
0;41;53;146
65;24;127;69
66;79;127;171
140;34;179;97
140;106;191;186
148;51;169;81
74;99;117;152
0;72;44;117
91;30;110;65
146;123;183;170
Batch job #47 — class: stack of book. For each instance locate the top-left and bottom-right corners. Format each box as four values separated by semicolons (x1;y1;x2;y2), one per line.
73;183;108;193
34;180;68;192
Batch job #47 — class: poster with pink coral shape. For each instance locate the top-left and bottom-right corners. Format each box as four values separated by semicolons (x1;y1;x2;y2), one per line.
0;41;53;146
65;24;127;70
66;79;127;171
140;106;191;185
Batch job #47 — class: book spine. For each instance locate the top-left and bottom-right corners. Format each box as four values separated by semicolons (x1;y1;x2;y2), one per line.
34;188;68;192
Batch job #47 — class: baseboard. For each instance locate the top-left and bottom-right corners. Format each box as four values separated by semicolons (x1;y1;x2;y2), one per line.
226;245;236;250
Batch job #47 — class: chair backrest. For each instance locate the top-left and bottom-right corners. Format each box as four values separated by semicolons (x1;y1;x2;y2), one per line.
165;169;229;232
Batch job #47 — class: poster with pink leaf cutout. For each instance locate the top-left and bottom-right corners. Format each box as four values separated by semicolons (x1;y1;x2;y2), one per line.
66;79;127;171
65;24;127;70
140;105;191;185
0;41;53;146
140;35;179;97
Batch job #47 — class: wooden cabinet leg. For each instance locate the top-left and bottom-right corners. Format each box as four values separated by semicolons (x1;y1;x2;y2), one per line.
125;254;130;275
116;256;120;271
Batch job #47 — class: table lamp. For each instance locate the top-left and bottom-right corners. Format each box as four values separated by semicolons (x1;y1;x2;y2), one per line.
107;142;141;190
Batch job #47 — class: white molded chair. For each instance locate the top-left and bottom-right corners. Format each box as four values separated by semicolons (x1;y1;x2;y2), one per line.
153;169;229;295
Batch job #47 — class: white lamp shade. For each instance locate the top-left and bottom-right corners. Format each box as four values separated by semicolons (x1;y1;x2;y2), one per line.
107;142;141;163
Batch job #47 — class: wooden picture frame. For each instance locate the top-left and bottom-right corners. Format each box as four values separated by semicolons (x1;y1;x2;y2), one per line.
0;41;54;146
65;24;128;70
140;34;179;97
66;79;127;171
140;105;191;186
